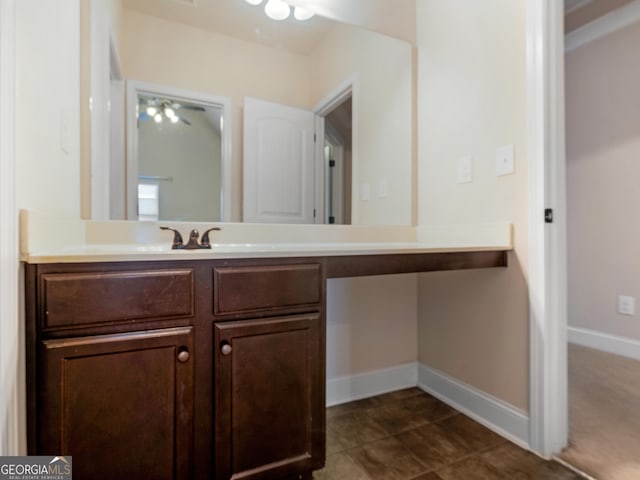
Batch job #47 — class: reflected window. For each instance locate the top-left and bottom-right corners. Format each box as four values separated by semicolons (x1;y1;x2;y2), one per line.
138;183;159;221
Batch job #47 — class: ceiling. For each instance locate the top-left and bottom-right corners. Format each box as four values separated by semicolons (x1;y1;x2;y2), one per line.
123;0;336;55
564;0;635;32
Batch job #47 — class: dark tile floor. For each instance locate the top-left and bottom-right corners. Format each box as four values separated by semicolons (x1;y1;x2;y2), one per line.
314;388;584;480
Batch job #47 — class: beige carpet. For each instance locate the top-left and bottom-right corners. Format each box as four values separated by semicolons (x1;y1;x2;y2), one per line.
560;344;640;480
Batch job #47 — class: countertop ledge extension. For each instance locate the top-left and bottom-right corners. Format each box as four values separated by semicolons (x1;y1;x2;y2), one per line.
20;210;513;264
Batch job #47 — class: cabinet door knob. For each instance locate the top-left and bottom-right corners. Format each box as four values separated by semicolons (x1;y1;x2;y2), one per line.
220;343;232;356
177;349;190;363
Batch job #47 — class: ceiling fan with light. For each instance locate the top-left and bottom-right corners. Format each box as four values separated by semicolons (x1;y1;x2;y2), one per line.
138;97;205;126
244;0;315;21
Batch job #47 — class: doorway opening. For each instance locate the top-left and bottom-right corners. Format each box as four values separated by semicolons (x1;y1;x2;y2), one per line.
323;96;352;225
314;79;355;225
126;81;232;222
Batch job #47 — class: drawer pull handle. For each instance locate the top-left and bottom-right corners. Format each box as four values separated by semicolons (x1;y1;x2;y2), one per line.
177;350;190;363
221;343;233;356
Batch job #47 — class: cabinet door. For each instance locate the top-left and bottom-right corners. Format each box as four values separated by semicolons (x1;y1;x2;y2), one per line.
39;327;194;480
215;314;325;479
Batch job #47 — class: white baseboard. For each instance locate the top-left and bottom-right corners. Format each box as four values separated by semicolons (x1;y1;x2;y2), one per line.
326;363;418;407
417;364;530;449
568;326;640;362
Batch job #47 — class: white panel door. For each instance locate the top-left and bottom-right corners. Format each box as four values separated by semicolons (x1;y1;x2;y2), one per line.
243;97;316;224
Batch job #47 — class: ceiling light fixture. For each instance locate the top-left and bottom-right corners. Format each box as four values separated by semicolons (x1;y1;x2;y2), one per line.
264;0;290;20
244;0;314;21
293;6;314;21
142;99;187;125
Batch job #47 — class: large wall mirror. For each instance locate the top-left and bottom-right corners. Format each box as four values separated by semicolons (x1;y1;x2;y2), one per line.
89;0;415;225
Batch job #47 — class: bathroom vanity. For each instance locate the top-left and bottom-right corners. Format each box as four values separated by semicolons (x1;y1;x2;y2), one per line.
22;215;510;479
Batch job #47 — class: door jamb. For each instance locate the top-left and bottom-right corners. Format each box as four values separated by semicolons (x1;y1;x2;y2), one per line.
313;75;358;224
0;0;22;456
526;0;568;457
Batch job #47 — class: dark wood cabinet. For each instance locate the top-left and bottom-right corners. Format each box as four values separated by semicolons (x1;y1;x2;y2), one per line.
214;314;325;480
39;327;194;480
26;258;327;480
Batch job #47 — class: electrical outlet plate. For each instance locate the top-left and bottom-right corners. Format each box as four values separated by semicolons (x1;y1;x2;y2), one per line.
495;144;515;176
617;295;636;316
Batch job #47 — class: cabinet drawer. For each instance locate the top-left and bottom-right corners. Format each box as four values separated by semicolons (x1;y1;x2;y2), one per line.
41;269;194;330
213;264;321;315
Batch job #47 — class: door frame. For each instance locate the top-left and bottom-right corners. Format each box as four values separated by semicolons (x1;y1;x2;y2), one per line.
313;75;358;225
526;0;568;457
0;0;21;456
125;80;232;221
323;124;346;224
108;40;125;219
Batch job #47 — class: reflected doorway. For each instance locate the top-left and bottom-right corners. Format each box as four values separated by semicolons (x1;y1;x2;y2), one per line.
323;97;352;225
136;94;223;222
126;81;232;222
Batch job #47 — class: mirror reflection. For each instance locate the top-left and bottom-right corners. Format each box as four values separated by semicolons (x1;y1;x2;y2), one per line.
136;93;224;222
96;0;414;225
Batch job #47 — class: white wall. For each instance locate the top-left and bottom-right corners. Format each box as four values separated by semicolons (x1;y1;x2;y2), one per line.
416;0;529;410
566;19;640;343
15;0;82;215
3;0;83;455
0;0;19;456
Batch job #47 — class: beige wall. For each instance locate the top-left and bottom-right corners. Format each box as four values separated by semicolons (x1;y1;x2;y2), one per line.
326;275;418;378
566;21;640;342
416;0;529;410
310;23;413;226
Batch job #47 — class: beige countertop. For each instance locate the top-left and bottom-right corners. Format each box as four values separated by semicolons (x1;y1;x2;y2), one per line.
20;210;513;264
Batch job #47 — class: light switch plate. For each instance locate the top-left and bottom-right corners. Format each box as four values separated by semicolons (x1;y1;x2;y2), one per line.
361;183;370;201
496;144;515;176
457;156;473;184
